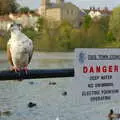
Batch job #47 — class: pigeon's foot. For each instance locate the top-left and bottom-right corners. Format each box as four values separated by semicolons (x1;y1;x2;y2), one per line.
10;66;20;72
23;65;28;74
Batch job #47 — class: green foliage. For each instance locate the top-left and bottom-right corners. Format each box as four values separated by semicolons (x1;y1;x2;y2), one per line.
1;11;120;52
0;0;19;15
109;6;120;41
105;41;120;48
82;15;92;30
19;7;30;13
98;16;110;33
15;16;116;51
56;21;73;51
0;37;6;50
107;31;116;41
36;17;48;32
0;32;8;50
70;22;107;49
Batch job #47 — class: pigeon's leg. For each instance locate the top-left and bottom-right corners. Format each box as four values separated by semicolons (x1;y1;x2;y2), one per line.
14;67;20;72
10;66;20;72
10;66;14;71
10;66;23;81
23;65;28;74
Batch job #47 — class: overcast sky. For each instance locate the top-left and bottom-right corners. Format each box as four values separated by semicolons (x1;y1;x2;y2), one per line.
17;0;120;10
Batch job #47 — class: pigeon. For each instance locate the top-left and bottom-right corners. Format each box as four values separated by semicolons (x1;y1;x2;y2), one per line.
7;23;33;72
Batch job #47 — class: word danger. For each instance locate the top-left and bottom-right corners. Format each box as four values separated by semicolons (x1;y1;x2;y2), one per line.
83;65;119;73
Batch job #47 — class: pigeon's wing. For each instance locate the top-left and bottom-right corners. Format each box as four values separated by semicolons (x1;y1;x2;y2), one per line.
28;48;33;64
28;39;33;64
7;42;14;66
21;33;33;64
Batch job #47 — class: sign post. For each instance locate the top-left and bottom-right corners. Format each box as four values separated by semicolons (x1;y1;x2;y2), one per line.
75;48;120;105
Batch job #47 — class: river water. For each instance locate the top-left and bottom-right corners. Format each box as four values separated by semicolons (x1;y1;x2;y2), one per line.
0;51;120;120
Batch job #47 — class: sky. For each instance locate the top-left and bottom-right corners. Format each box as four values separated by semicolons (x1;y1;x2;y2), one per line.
17;0;120;10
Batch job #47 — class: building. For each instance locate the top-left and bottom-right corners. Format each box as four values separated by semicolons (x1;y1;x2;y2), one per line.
0;15;12;30
89;10;102;19
38;0;84;27
9;13;39;28
88;7;112;20
0;13;39;30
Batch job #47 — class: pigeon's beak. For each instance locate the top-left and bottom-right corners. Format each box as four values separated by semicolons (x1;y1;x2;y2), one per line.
17;24;23;31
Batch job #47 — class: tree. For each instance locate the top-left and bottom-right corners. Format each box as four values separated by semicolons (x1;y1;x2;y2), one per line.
56;21;73;51
36;17;47;32
99;16;110;33
82;15;92;30
109;6;120;41
0;0;19;15
19;7;30;13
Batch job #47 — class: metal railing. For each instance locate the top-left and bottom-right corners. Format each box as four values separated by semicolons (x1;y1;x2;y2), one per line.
0;68;74;80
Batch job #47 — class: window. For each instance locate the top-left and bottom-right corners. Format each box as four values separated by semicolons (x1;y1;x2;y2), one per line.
71;10;73;14
66;10;69;14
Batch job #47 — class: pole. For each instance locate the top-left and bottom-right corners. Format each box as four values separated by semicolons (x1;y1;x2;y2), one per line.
0;68;74;81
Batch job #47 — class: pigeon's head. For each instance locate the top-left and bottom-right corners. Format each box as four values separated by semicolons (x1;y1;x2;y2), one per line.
7;23;22;32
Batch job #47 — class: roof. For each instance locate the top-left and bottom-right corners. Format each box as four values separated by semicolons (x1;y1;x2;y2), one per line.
47;2;79;10
0;15;12;21
80;9;86;16
89;9;112;15
9;13;39;18
0;12;39;22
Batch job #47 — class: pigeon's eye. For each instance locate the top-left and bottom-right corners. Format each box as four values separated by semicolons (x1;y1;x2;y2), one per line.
11;24;14;27
17;24;22;28
16;24;19;26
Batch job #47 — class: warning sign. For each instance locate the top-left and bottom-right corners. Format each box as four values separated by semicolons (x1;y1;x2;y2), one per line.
75;48;120;104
